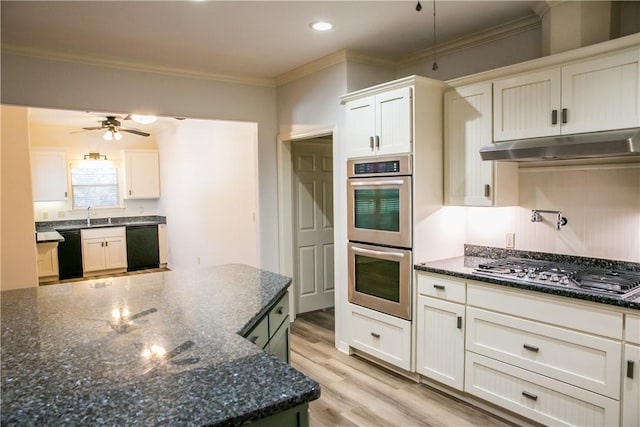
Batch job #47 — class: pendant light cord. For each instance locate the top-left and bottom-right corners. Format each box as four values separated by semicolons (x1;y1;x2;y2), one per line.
432;0;438;71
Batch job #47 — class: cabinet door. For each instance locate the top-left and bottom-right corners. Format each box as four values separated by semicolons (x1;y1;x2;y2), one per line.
493;68;561;141
268;317;290;364
345;96;376;158
125;151;160;198
375;86;412;156
104;237;127;270
623;344;640;427
31;149;68;202
416;295;465;390
444;84;494;206
561;49;640;134
37;243;59;279
82;239;106;272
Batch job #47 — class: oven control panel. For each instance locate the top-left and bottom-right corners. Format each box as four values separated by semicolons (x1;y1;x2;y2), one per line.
348;154;412;177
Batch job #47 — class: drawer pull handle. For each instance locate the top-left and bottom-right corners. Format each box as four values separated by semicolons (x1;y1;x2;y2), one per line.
522;391;538;401
551;109;558;125
375;136;380;149
276;307;284;315
523;344;539;353
371;332;380;339
628;360;635;379
456;316;462;329
433;284;445;290
249;335;259;344
561;108;568;124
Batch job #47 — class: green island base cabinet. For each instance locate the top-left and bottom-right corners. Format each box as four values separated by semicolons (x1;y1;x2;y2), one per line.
245;292;291;364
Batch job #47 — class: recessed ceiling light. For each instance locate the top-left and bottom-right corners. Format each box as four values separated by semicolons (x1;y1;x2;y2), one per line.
310;21;333;31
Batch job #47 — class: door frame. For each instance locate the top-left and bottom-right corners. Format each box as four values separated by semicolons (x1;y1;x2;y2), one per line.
277;126;335;321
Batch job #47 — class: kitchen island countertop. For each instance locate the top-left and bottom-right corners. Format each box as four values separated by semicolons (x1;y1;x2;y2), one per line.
415;254;640;311
1;264;320;425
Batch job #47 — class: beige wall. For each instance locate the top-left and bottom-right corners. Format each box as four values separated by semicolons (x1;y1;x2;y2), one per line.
1;106;38;290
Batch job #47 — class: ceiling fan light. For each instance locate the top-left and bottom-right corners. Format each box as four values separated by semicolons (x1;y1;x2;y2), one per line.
114;131;123;141
310;21;333;31
103;130;113;141
130;114;157;124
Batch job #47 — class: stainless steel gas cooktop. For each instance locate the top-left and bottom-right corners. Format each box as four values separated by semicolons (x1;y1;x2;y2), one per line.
473;257;640;299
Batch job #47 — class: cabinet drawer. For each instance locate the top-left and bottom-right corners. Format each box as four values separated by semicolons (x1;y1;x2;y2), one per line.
246;316;269;350
465;352;620;427
81;226;125;240
467;307;621;399
268;293;289;338
467;283;623;339
417;273;466;303
626;313;640;345
349;304;411;370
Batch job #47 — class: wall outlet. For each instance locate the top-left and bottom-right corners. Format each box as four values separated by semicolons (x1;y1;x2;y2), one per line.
57;211;66;218
139;206;144;213
197;257;201;265
506;232;515;249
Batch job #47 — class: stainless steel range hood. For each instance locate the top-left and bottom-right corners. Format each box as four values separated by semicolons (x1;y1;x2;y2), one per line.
479;128;640;161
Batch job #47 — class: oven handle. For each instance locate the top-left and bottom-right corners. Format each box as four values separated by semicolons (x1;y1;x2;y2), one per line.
350;180;406;187
351;246;405;259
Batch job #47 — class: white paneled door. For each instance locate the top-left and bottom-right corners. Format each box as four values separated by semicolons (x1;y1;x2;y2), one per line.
292;140;334;314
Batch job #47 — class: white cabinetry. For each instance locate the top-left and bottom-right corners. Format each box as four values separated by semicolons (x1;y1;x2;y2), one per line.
124;150;160;199
465;283;623;426
415;273;465;390
31;149;68;202
623;314;640;427
37;242;59;282
494;49;640;141
158;223;167;267
348;303;411;371
344;86;412;158
81;227;127;274
444;83;517;206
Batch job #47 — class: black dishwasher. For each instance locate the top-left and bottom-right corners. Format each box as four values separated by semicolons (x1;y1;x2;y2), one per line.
126;225;160;271
57;230;83;280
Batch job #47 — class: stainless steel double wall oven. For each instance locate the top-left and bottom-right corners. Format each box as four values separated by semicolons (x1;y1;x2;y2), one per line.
347;154;413;320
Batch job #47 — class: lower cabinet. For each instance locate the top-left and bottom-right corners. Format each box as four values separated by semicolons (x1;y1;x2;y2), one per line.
416;295;465;390
247;402;309;427
623;313;640;427
81;227;127;275
37;242;59;283
245;292;290;364
348;303;412;371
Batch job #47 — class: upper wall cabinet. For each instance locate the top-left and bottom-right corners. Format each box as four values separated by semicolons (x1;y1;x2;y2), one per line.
123;150;160;199
31;148;68;202
493;49;640;141
444;83;517;207
344;86;412;158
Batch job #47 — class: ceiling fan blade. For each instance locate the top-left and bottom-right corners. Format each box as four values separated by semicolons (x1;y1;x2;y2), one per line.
120;128;150;137
82;126;104;131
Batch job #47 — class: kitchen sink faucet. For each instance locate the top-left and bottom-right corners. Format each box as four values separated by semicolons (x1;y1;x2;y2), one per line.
87;206;91;226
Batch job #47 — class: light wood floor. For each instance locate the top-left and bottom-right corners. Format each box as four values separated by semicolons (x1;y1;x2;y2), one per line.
290;309;516;427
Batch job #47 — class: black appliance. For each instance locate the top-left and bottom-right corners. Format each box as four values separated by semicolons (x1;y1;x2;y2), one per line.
126;224;160;271
57;230;83;280
473;257;640;298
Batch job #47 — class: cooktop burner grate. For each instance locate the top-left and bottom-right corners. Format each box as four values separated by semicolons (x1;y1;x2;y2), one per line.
473;257;640;298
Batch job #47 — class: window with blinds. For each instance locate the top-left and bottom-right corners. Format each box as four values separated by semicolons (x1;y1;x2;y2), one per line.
70;163;119;208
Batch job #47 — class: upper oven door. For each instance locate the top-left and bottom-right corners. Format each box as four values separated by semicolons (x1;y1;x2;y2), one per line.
347;175;412;248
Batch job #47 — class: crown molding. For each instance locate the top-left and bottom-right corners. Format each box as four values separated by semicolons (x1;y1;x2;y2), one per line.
1;44;276;88
397;14;541;68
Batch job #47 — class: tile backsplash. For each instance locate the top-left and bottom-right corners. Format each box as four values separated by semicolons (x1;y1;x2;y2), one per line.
466;162;640;262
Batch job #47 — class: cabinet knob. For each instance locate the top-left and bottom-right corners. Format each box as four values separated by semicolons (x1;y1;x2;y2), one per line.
433;284;445;290
551;109;558;125
484;184;491;198
129;190;132;196
369;136;374;150
456;316;463;329
276;307;284;315
561;108;568;124
370;332;380;339
523;343;539;353
375;136;380;149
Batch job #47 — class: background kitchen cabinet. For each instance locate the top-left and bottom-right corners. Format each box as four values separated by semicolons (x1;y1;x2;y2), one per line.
37;242;59;282
123;150;160;199
444;83;517;206
494;49;640;141
158;224;168;268
31;148;68;202
81;227;127;275
415;273;465;390
344;86;412;158
623;314;640;427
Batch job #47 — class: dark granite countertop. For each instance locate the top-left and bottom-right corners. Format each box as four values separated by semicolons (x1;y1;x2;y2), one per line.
35;215;167;232
415;246;640;311
1;264;320;426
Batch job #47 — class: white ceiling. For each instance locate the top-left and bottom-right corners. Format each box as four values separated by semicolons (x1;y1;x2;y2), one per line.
3;1;538;129
2;1;537;80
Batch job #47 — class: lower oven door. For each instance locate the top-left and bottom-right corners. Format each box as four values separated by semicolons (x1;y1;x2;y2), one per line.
348;242;412;320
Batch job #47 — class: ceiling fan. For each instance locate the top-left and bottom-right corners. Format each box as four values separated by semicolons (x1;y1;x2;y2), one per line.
80;115;151;140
